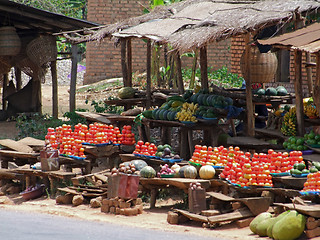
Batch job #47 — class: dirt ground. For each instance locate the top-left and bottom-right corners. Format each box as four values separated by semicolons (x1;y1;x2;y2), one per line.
0;85;262;240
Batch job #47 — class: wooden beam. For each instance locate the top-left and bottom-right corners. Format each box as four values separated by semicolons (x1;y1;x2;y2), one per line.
14;67;21;91
244;34;255;137
121;38;128;87
200;46;208;90
126;38;132;87
2;73;8;110
314;52;320;118
51;60;58;119
69;44;78;112
175;52;184;94
294;49;305;136
146;40;152;109
306;53;314;96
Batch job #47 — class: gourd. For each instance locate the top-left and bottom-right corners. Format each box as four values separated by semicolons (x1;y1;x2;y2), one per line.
183;165;197;179
118;87;135;99
130;159;147;171
140;166;156;178
199;165;215;179
178;165;189;178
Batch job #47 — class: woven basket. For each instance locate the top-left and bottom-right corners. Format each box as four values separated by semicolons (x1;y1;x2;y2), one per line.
240;45;278;83
0;26;21;56
15;55;46;82
26;35;57;67
0;56;12;74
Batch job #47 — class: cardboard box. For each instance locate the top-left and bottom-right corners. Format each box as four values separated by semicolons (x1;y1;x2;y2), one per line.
40;149;59;171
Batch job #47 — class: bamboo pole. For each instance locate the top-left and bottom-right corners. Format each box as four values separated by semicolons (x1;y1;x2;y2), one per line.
244;34;255;137
294;49;305;136
146;40;152;109
14;67;21;91
51;60;58;119
2;74;8;111
189;50;198;90
176;52;184;94
126;38;132;87
200;46;209;90
121;38;128;87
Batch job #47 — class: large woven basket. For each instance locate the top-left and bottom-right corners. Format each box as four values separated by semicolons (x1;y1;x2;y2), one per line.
0;26;21;56
26;35;57;67
240;45;278;83
15;55;46;82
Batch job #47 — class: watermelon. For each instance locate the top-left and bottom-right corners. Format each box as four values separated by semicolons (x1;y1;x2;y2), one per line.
130;159;148;171
140;166;156;178
265;87;277;96
118;87;135;99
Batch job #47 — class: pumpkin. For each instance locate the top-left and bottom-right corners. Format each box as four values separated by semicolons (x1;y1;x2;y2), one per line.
199;165;215;180
183;165;197;179
140;166;156;178
118;87;135;99
130;159;148;171
171;163;180;173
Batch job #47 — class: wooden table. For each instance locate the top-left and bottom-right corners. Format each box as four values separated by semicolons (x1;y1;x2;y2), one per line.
104;97;147;110
141;118;226;160
227;136;282;152
139;177;211;208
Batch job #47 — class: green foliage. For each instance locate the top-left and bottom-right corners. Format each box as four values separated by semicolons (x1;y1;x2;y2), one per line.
86;98;123;114
182;66;243;89
15;110;87;140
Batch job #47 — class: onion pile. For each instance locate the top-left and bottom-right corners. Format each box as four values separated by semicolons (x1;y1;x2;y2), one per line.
157;164;175;177
189;182;203;190
111;163;138;175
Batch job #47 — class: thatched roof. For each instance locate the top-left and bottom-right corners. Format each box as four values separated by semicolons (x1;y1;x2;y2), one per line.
63;0;320;52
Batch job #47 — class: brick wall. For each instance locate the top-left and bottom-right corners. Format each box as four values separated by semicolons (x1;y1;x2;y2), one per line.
231;35;314;97
84;0;231;85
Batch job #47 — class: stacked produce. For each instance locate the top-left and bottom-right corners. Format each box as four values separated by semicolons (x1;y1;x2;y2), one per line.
282;136;307;151
304;130;320;146
281;106;297;136
304;101;319;118
250;211;306;240
189;145;229;166
302;169;320;192
45;123;136;157
111;162;138;175
157;164;175;177
132;141;157;156
290;162;309;175
155;144;181;159
254;86;288;96
176;102;198;122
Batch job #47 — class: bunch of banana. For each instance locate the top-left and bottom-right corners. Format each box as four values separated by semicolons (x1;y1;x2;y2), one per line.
281;107;297;136
304;104;318;118
176;103;199;122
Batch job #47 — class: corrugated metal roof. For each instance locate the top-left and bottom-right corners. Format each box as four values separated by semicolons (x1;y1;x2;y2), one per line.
258;22;320;53
0;1;99;35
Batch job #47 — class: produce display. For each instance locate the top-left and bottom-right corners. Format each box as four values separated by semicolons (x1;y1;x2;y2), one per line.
45;123;136;158
189;145;229;166
250;211;306;240
140;166;156;178
157;164;175;177
199;165;216;180
282;131;320;150
254;86;288;97
304;103;319;118
281;106;297;136
111;162;138;175
155;144;181;159
118;87;136;99
302;170;320;192
290;162;309;176
133;141;157;156
175;102;198;122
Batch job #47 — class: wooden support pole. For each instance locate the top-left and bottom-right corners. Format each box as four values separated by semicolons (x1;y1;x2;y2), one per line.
244;34;255;137
14;67;22;91
175;52;184;94
306;52;314;96
121;38;128;87
314;52;320;117
70;44;78;112
200;46;209;90
127;38;132;87
294;49;305;136
51;60;58;119
2;73;8;110
146;40;152;109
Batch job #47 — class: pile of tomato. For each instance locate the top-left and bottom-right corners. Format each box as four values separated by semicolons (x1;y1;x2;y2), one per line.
133;141;157;156
302;172;320;192
189;145;230;166
45;123;136;158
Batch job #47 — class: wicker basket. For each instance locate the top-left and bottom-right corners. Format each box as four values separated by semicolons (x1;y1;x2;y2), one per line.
0;26;21;56
240;45;278;83
15;55;46;82
26;35;57;67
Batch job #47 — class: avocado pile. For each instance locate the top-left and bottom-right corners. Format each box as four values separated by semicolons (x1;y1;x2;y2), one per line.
156;144;181;159
255;86;288;96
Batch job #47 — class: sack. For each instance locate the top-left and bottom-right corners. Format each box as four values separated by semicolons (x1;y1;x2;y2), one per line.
108;174;139;199
40;149;59;171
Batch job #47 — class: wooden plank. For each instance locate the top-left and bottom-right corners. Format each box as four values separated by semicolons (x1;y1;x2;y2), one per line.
0;149;39;158
208;207;254;224
274;203;320;218
255;128;288;140
17;137;45;147
206;192;235;202
57;187;81;195
75;111;111;124
175;209;208;223
140;178;211;191
294;49;305;136
244;33;254;137
272;175;306;190
301;153;320;163
236;217;254;228
306;227;320;238
2;73;8;110
15;67;22;90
